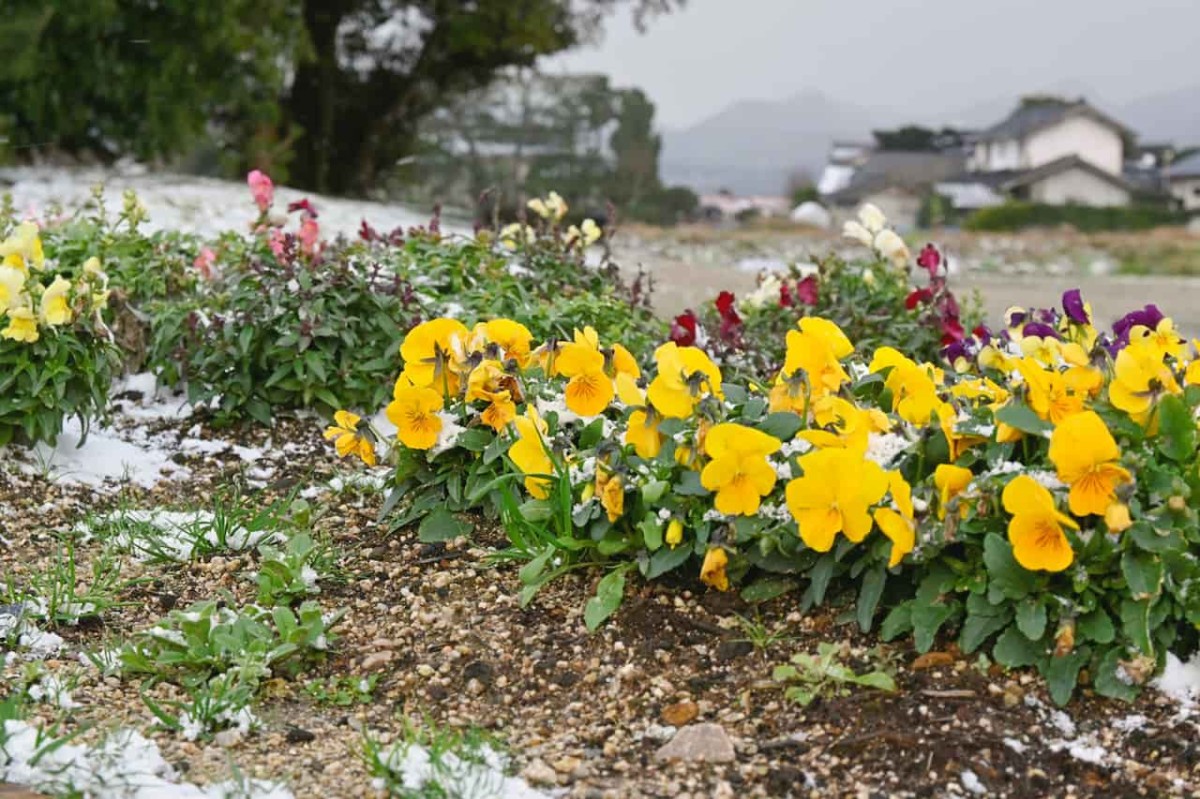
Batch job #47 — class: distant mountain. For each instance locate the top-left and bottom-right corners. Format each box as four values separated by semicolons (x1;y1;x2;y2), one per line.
1116;85;1200;146
660;90;895;195
662;84;1200;196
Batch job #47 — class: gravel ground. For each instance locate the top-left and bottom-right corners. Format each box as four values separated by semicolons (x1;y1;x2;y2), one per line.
2;399;1198;798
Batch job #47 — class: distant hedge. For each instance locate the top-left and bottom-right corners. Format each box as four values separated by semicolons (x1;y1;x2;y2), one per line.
964;202;1187;232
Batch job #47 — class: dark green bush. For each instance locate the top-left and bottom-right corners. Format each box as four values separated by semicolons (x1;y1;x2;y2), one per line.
965;202;1186;232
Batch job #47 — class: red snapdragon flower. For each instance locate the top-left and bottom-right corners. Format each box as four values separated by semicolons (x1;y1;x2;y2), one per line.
917;244;941;277
905;288;933;310
670;310;698;346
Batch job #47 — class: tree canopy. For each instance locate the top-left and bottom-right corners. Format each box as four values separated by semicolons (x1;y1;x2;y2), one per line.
0;0;681;195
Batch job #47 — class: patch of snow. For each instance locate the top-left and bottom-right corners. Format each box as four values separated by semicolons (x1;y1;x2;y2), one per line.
1111;714;1149;733
0;721;293;799
377;743;548;799
2;165;458;240
16;417;187;490
1153;652;1200;706
80;509;284;561
1003;737;1026;753
960;769;987;795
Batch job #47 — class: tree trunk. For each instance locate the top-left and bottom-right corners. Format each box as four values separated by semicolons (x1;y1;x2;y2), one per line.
286;0;345;193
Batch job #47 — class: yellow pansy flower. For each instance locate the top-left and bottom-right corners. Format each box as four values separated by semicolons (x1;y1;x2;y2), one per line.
700;548;730;592
323;410;377;466
780;320;851;399
38;276;73;326
873;471;916;568
1015;360;1091;424
648;342;723;419
1130;317;1184;361
557;343;614;418
1;306;39;343
1048;411;1132;517
785;448;889;552
615;372;662;458
482;318;533;367
798;395;872;453
1002;474;1078;572
509;407;554;499
933;464;973;520
1109;339;1180;422
699;423;782;516
400;318;469;393
869;347;943;427
386;381;444;450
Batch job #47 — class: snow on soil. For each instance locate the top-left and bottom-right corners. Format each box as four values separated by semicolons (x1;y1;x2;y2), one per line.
1154;652;1200;707
5;373;270;491
77;509;285;562
0;721;293;799
375;743;549;799
1;165;460;239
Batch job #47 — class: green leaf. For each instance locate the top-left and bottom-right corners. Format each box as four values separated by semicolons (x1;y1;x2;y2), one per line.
584;568;627;632
851;671;897;692
1076;609;1115;645
759;412;804;441
880;603;913;641
995;401;1052;435
800;555;836;610
959;593;1011;654
911;602;956;653
856;567;886;633
1045;649;1089;706
1156;394;1196;463
643;545;691;580
639;518;663;552
1130;522;1183;553
984;533;1038;602
417;508;473;543
1121;550;1164;599
640;480;668;504
518;499;555;523
993;627;1044;668
1092;647;1139;701
1015;599;1048;641
674;471;709;497
1119;599;1154;656
456;428;493;452
740;577;797;604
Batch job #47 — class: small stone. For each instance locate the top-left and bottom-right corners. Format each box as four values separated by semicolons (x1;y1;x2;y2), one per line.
715;641;753;661
416;664;435;677
521;759;557;785
362;651;394;671
213;728;243;747
551;755;581;774
911;651;955;670
662;700;699;727
285;726;316;744
654;723;736;763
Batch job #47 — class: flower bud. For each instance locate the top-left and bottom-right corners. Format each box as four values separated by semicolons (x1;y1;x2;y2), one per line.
666;519;684;549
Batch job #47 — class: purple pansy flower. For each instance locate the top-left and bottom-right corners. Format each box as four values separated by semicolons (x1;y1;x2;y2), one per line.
1021;322;1061;340
1062;289;1089;325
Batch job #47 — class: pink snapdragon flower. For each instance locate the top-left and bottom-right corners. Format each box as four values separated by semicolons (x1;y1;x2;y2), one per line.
298;215;321;256
247;170;274;213
193;247;218;280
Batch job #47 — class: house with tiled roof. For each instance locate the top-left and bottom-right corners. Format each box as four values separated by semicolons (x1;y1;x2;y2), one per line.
937;97;1136;210
1167;151;1200;212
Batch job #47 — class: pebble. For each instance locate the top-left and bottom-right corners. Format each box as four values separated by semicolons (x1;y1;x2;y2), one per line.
662;700;699;726
654;723;736;763
521;758;558;785
361;651;394;671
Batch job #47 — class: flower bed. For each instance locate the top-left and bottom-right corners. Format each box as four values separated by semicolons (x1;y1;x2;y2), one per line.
0;221;119;445
333;283;1200;704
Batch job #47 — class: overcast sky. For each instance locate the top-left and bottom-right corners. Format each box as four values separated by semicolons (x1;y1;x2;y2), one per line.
550;0;1200;130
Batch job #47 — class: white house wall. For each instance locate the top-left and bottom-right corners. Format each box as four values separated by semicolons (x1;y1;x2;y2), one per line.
1027;167;1130;207
1023;116;1123;175
1170;178;1200;212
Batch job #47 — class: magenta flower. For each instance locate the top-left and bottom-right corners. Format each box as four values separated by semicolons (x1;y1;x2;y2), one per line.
287;198;319;218
916;244;942;276
905;288;933;310
795;275;819;306
247;170;274;213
